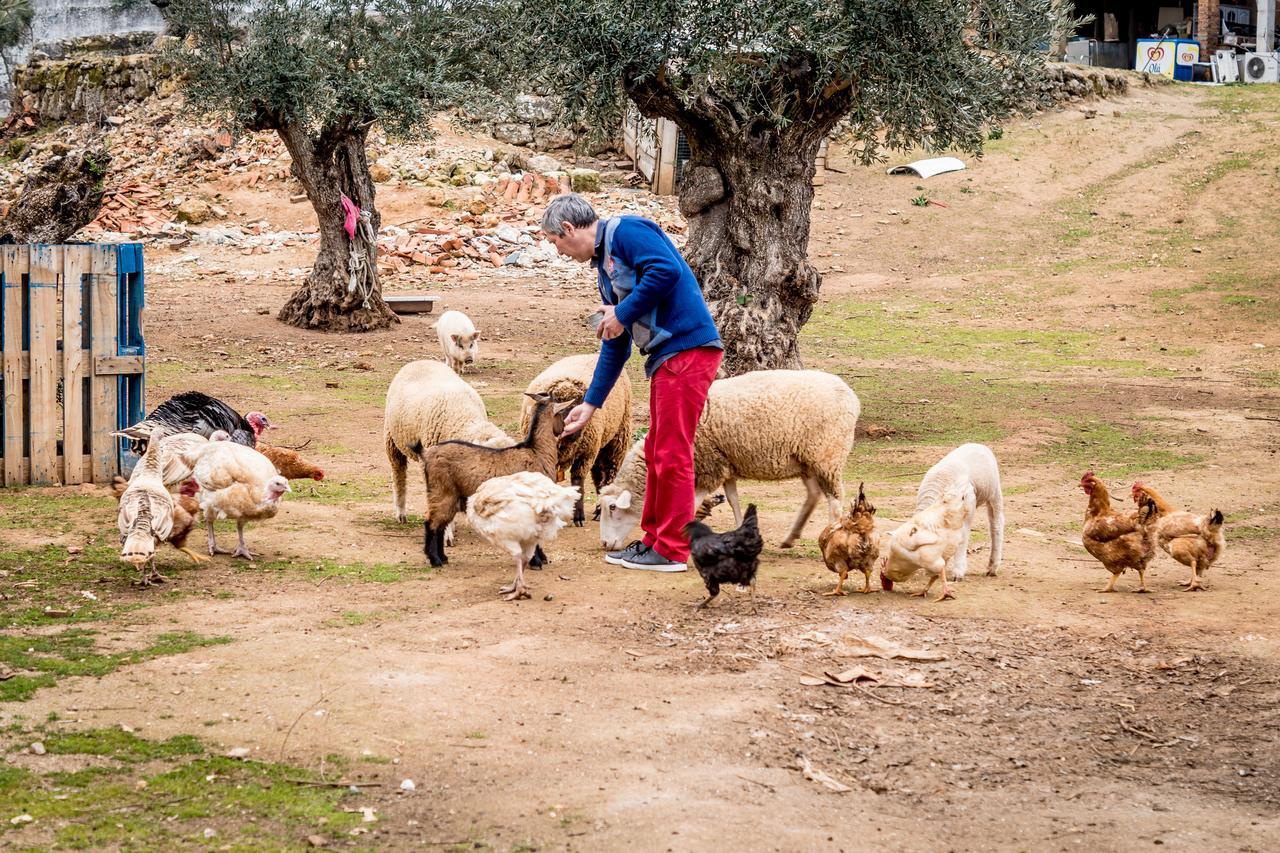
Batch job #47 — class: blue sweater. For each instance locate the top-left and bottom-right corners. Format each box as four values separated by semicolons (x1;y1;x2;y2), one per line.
584;216;722;408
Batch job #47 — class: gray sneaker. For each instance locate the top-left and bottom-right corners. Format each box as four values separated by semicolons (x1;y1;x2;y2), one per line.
605;541;647;566
621;547;687;573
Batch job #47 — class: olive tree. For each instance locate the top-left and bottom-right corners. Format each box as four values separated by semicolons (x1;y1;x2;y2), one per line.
169;0;468;331
484;0;1066;373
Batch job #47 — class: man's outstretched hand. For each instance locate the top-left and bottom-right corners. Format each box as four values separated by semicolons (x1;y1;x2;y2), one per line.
561;402;598;437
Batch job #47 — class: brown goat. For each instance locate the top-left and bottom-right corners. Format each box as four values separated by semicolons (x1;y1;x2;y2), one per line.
421;392;572;566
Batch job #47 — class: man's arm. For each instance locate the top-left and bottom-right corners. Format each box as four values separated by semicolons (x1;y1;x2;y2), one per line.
611;221;681;328
583;333;631;409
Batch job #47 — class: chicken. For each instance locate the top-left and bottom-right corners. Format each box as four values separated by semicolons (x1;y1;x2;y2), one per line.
177;440;291;560
818;483;880;596
112;476;209;567
121;391;274;453
684;503;764;612
1079;471;1156;593
880;485;972;602
1132;483;1226;592
465;471;579;601
116;426;176;586
257;443;325;481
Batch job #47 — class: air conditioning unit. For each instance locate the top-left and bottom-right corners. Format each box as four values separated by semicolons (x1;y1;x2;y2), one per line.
1213;50;1241;83
1240;52;1280;83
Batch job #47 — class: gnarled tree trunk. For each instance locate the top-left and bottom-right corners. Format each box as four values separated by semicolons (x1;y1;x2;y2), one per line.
678;133;823;376
274;122;398;332
626;68;844;376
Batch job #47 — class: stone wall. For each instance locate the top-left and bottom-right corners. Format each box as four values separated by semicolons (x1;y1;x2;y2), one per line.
10;38;178;123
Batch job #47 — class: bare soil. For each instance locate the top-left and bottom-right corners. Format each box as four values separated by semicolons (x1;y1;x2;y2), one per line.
3;82;1280;851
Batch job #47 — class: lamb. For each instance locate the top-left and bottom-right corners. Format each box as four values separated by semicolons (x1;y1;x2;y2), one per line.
435;310;480;374
384;359;515;526
914;443;1005;579
420;392;573;566
466;471;580;601
519;354;632;527
597;369;860;550
881;484;975;602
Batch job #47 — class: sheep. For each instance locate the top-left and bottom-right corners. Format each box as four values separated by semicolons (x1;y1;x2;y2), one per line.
598;369;861;551
519;354;632;527
435;310;480;374
466;471;580;601
914;443;1005;579
384;360;515;531
420;392;573;567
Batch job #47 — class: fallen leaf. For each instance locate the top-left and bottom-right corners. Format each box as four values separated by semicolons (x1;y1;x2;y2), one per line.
825;667;879;684
799;756;852;793
836;635;946;662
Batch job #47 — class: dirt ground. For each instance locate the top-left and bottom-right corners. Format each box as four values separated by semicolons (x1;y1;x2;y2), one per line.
3;81;1280;851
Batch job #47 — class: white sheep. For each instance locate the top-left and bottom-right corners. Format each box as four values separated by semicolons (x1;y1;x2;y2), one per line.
914;443;1005;579
384;359;515;528
598;369;860;550
519;354;632;527
466;471;579;601
434;310;480;374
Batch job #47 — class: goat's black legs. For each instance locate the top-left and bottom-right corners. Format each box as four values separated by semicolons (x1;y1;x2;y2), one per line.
424;522;449;567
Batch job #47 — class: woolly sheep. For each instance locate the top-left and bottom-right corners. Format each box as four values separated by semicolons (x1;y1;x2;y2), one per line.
914;443;1005;579
435;310;480;374
519;354;632;527
384;359;515;526
598;369;860;550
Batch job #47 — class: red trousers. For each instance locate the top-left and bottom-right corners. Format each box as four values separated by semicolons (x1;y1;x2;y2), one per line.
641;346;723;562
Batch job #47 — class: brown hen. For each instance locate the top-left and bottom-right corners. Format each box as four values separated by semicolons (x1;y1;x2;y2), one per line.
1080;471;1155;593
818;482;880;595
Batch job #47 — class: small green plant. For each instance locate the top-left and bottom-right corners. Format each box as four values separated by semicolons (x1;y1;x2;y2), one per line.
910;194;930;207
959;184;974;194
988;126;1004;140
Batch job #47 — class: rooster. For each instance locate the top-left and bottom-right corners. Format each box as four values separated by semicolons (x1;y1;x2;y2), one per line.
818;483;880;596
880;485;972;602
176;440;290;559
1132;483;1226;592
465;471;579;601
116;426;176;586
1080;472;1156;593
684;504;764;612
121;391;274;453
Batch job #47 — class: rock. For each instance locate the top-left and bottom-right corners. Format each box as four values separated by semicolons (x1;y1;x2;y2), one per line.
399;779;416;791
0;145;112;243
9;815;33;825
225;747;251;759
467;198;488;216
569;168;601;193
368;163;392;183
493;122;534;146
175;198;211;225
307;836;328;848
495;224;522;244
513;93;556;124
29;742;45;755
422;187;447;207
527;154;563;173
536;125;578;150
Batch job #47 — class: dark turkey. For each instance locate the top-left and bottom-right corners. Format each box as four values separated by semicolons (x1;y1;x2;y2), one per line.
121;392;273;453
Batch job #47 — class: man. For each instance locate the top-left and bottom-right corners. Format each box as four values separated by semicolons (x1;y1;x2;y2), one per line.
542;193;722;572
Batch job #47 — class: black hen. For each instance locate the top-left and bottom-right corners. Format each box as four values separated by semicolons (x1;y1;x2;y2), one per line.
684;504;764;611
121;392;272;453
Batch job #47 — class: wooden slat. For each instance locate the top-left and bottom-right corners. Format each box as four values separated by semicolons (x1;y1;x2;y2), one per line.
2;246;29;485
27;245;60;484
61;246;91;484
93;355;144;376
89;245;119;483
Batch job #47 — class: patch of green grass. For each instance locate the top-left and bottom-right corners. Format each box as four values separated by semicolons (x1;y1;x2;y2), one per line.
0;727;363;848
1038;419;1202;478
0;545;151;628
0;630;231;702
323;610;387;628
252;556;411;583
804;299;1151;374
292;474;384;506
0;489;116;533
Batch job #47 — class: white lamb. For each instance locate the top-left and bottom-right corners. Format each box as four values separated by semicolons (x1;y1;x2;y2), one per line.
597;369;860;550
384;360;515;533
435;310;480;374
914;443;1005;579
466;471;579;601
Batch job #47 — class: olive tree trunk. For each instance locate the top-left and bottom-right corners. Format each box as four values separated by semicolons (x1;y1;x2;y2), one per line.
626;69;843;376
677;134;823;375
275;122;398;332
